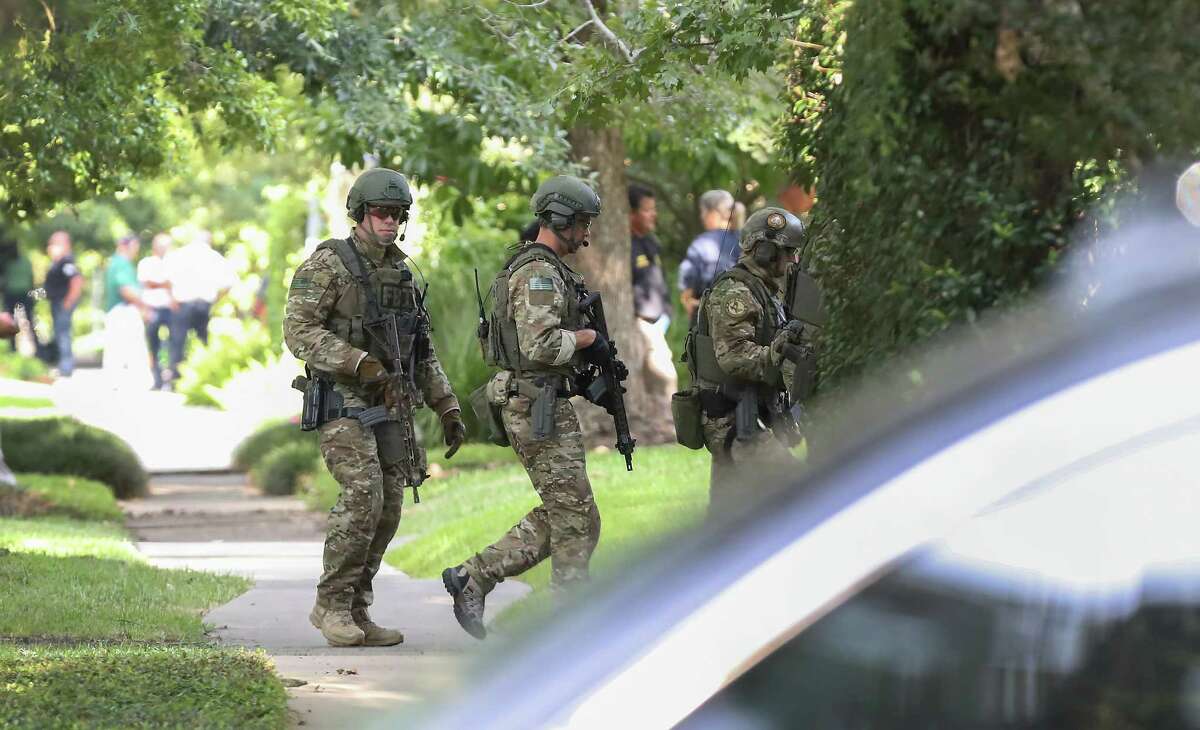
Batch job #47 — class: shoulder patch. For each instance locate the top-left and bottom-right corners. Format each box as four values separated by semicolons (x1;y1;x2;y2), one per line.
725;297;748;318
528;275;556;306
289;276;312;291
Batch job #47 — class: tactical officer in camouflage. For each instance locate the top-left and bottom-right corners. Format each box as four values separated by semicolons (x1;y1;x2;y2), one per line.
284;168;465;647
685;206;815;516
442;175;605;639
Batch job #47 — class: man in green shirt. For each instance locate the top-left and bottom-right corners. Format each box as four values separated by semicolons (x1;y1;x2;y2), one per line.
104;236;141;312
102;235;151;388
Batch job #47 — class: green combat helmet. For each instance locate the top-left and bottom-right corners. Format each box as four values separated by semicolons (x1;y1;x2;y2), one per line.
531;175;602;229
346;168;413;222
739;206;806;254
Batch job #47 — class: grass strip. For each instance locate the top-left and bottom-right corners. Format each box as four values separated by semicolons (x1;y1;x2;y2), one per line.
8;473;124;522
0;394;54;409
385;444;710;590
0;517;249;642
0;644;287;729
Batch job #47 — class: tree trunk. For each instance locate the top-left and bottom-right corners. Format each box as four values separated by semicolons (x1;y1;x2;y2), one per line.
568;126;675;448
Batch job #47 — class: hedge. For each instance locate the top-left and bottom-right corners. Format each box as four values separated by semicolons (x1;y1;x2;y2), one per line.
0;417;147;498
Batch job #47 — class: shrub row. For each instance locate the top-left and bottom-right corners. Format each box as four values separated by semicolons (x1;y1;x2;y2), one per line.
0;417;147;498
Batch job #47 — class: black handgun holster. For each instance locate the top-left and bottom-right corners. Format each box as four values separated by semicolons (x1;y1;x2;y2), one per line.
531;380;558;441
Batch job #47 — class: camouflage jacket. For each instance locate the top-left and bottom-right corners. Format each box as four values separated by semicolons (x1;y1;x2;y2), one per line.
702;258;794;387
283;231;459;415
504;246;585;375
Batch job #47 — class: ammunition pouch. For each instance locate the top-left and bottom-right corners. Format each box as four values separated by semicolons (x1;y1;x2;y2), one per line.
671;388;704;450
469;382;509;447
373;419;416;469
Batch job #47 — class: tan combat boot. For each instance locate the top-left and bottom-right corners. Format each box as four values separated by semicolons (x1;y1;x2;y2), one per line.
351;606;404;647
309;601;365;647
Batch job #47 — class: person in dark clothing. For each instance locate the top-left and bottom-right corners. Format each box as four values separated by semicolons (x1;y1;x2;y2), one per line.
44;231;83;376
0;237;36;351
629;184;670;328
627;184;677;443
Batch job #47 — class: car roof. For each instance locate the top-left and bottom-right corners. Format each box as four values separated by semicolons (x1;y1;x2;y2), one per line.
408;218;1200;730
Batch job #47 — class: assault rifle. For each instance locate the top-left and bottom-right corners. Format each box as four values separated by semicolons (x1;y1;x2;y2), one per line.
578;291;636;471
364;283;431;502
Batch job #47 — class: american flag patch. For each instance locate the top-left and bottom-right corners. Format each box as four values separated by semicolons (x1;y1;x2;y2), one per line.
529;276;555;291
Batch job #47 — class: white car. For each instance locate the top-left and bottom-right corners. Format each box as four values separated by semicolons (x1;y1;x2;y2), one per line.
410;220;1200;729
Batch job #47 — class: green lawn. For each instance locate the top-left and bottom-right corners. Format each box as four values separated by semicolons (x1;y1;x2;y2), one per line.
384;444;710;592
0;475;287;728
6;473;125;522
0;644;286;729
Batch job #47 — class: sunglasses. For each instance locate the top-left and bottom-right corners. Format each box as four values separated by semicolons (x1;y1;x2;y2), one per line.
367;205;408;222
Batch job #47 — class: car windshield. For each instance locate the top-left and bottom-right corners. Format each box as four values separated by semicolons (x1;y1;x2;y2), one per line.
683;411;1200;729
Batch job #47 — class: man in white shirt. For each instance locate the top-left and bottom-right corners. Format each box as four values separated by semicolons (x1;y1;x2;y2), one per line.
138;233;174;389
165;230;235;381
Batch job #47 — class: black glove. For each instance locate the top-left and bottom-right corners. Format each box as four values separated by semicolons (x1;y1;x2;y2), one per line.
582;333;611;366
441;409;466;459
781;319;805;343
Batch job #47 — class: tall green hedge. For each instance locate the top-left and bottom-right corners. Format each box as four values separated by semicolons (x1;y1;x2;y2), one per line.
786;0;1200;383
0;418;147;499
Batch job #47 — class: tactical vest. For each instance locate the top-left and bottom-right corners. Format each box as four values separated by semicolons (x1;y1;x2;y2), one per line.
318;237;427;378
481;244;585;378
686;265;785;391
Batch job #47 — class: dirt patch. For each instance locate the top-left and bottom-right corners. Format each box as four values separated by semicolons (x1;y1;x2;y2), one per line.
0;486;55;518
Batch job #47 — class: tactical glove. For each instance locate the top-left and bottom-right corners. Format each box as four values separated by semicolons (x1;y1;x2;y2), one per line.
357;355;389;386
582;333;611;366
441;409;466;459
781;319;805;342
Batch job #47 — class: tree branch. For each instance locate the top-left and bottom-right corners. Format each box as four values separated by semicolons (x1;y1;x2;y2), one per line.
503;0;550;7
580;0;636;63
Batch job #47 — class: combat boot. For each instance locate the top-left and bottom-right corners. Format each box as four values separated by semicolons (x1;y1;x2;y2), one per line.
442;564;487;639
309;600;365;647
351;606;404;646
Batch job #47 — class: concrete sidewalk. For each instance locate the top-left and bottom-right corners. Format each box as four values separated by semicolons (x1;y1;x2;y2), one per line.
129;474;529;728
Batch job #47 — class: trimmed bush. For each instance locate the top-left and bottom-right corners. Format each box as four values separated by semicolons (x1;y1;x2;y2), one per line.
0;417;147;498
233;419;314;472
252;442;320;496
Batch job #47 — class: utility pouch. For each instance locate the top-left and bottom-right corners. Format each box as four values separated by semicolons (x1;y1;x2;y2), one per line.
735;389;761;442
374;420;426;485
469;383;509;447
294;375;324;431
356;405;391;428
530;381;558;441
671;388;705;450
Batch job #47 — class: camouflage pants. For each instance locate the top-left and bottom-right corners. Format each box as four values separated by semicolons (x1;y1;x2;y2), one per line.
317;416;408;611
703;412;796;517
465;394;600;591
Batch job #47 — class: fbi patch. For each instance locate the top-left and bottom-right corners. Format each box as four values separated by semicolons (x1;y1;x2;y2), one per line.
380;283;405;309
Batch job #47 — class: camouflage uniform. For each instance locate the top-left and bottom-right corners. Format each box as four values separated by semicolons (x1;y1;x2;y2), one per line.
284;232;459;614
463;245;600;592
697;258;799;514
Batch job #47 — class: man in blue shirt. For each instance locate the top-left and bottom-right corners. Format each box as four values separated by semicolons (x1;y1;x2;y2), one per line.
678;189;739;323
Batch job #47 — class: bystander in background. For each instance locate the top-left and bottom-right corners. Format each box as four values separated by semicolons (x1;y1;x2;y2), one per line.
678;190;739;323
44;231;83;377
0;236;36;353
138;233;174;389
628;184;677;442
102;235;152;390
164;230;235;384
